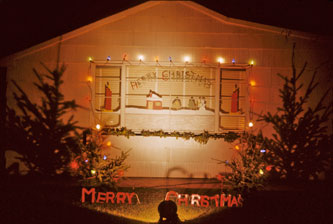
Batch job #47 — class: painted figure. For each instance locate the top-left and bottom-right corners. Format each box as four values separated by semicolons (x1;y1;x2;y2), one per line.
188;96;197;110
231;84;239;113
172;97;182;110
198;96;206;111
104;81;112;110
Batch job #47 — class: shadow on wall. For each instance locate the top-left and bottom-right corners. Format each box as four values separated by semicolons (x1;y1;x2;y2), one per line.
5;150;29;175
166;166;211;179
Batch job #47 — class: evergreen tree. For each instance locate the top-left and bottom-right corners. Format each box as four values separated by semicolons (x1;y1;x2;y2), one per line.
261;44;332;181
70;129;129;185
6;64;80;176
218;132;270;194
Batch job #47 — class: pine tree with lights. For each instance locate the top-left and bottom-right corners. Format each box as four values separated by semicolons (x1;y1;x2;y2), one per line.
218;132;270;194
6;64;81;177
261;44;332;181
70;128;129;185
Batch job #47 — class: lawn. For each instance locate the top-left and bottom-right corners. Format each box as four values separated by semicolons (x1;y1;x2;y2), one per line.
1;177;332;224
78;187;226;223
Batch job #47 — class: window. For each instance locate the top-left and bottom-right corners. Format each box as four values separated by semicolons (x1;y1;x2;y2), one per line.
219;68;247;130
94;66;121;127
93;64;248;132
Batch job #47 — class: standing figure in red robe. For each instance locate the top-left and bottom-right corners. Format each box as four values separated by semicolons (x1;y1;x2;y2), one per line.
104;81;112;111
231;84;239;113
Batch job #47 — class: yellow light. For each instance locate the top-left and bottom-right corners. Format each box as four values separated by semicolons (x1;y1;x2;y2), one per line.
91;170;96;175
106;141;112;147
88;57;93;62
248;121;254;128
138;55;144;61
235;145;240;150
217;57;225;64
250;80;256;86
184;56;191;63
87;76;93;82
96;124;101;130
154;56;159;62
250;60;255;65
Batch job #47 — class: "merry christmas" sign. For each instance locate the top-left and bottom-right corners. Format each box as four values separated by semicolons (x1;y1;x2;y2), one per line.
81;188;243;208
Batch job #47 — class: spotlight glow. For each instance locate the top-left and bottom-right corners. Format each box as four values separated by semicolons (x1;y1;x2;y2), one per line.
184;56;191;63
86;76;93;82
217;57;225;64
248;121;254;127
250;80;256;86
96;124;101;130
138;55;144;61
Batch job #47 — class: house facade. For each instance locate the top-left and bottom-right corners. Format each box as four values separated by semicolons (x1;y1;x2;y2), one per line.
1;1;331;178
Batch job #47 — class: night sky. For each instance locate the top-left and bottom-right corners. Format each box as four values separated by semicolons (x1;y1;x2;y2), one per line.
0;0;332;58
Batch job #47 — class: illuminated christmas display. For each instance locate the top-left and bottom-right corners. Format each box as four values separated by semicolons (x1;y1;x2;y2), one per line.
0;1;331;223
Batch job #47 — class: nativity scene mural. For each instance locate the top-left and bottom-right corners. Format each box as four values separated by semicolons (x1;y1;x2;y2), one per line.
94;65;246;131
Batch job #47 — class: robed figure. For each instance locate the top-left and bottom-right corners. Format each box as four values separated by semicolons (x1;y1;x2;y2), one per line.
231;84;239;113
172;97;182;110
104;82;112;110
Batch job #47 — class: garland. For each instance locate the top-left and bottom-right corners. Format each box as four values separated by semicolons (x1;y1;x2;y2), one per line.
102;127;239;144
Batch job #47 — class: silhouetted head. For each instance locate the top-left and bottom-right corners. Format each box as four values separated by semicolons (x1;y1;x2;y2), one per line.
158;200;181;224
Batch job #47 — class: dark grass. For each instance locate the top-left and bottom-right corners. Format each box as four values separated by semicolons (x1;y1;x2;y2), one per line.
1;176;332;224
79;187;226;222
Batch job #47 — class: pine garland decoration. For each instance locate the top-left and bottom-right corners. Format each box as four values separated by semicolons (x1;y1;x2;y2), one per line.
103;127;239;144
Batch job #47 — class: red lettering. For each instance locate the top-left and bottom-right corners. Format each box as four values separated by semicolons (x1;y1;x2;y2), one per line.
162;70;169;81
210;195;220;207
237;194;243;207
117;192;126;204
106;192;115;203
152;72;156;79
81;188;96;203
190;194;201;207
130;81;138;90
200;195;209;207
96;192;106;203
165;191;178;201
230;195;239;207
177;194;189;206
185;71;191;80
126;192;136;204
220;194;231;207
